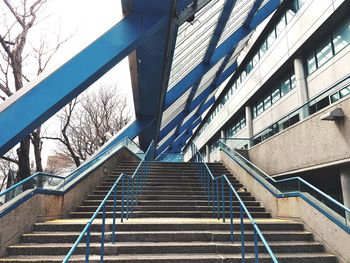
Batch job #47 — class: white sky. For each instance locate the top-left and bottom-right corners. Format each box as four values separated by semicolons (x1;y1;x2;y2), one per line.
0;0;134;165
38;0;134;163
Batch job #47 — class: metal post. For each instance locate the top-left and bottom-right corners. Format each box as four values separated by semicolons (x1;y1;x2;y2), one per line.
216;179;220;219
222;177;225;222
254;227;259;263
126;176;130;220
85;225;91;263
121;175;125;222
100;203;106;262
230;188;233;242
112;187;117;243
207;171;210;207
136;170;139;206
131;177;135;215
212;177;215;218
240;204;245;263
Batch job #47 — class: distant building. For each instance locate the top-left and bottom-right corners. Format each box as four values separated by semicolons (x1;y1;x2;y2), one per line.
46;154;74;173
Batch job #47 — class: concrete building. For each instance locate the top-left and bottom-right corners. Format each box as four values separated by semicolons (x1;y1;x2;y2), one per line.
0;0;350;262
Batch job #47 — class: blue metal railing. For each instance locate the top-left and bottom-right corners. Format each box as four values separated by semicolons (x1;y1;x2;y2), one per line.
62;140;155;263
218;140;350;233
0;137;141;210
192;144;278;263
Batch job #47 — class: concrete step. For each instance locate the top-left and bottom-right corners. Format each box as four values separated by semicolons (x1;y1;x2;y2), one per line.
33;220;304;232
7;241;325;256
82;200;261;207
74;205;266;212
85;194;256;202
0;253;337;263
21;230;312;243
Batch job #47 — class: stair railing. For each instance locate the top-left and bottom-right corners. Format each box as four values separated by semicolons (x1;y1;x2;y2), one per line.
192;144;278;263
218;139;350;233
62;140;155;263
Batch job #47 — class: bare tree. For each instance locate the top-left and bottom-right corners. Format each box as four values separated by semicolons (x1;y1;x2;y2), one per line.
0;0;69;185
44;85;131;166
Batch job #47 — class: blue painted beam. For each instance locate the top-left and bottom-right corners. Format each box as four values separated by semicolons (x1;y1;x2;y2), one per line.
159;95;214;141
203;0;237;63
157;116;201;155
159;61;235;142
0;13;167;156
163;0;281;110
243;0;264;28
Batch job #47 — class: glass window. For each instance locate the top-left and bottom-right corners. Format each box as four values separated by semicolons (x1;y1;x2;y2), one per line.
333;19;350;54
253;53;259;66
330;92;340;103
307;54;317;75
276;16;286;37
272;87;281;104
316;38;333;67
246;60;253;74
267;29;276;48
264;94;272;110
280;77;291;97
340;87;350;98
286;1;298;23
297;0;307;8
259;40;268;57
290;74;296;89
256;100;264;116
241;118;246;128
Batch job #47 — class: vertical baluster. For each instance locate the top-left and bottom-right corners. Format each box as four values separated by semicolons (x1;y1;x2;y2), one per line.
121;175;125;222
126;176;130;220
131;177;134;216
216;179;220;219
222;177;225;222
100;203;106;262
230;188;234;242
240;204;245;263
207;171;210;207
254;227;259;263
112;186;117;243
212;177;215;218
85;224;91;263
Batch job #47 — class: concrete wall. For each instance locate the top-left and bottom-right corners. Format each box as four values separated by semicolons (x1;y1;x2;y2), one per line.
248;96;350;175
220;150;350;263
0;147;138;256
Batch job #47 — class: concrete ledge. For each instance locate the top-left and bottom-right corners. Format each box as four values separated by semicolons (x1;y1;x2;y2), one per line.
220;150;350;263
0;147;138;256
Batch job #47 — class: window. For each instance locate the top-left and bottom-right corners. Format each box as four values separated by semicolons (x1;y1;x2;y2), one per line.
246;60;253;74
271;87;281;104
256;100;264;116
280;77;291;97
253;53;260;66
264;94;272;110
291;74;296;89
330;92;340;103
286;0;298;23
259;40;268;57
267;29;276;48
316;38;333;67
333;19;350;54
276;16;286;37
307;53;317;75
340;87;350;98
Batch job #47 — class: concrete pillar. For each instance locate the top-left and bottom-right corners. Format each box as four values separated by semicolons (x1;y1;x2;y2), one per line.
294;57;310;120
206;144;210;163
340;167;350;222
245;105;253;148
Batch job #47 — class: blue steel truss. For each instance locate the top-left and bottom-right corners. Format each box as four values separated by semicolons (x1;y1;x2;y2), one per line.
0;0;282;158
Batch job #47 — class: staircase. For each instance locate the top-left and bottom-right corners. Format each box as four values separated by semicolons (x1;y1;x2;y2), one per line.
0;161;336;262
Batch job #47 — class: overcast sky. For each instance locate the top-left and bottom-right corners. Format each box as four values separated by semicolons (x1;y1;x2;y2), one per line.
4;0;135;164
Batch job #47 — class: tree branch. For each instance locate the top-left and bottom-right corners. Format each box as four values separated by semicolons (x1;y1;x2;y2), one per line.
0;156;19;165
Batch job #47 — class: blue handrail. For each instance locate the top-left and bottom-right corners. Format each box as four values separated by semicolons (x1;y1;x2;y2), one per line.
218;140;350;232
62;140;155;263
192;144;278;263
0;137;140;209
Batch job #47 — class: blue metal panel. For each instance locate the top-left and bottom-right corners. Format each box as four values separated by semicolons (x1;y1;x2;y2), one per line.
0;13;167;156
